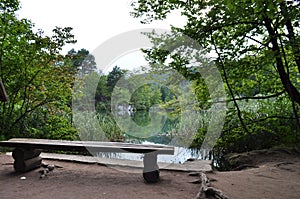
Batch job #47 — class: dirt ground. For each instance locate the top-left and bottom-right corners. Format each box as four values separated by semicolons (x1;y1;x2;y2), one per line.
0;154;200;199
207;148;300;199
1;148;300;199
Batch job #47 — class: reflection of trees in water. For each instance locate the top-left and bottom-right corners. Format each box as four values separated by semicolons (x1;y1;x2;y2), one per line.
146;135;172;145
121;110;179;144
131;111;151;126
130;110;179;132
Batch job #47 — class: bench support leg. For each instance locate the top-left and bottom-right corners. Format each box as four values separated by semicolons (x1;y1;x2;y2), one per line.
12;148;42;172
143;152;159;183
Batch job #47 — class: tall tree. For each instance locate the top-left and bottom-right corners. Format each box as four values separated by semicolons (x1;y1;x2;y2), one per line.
106;66;125;92
66;48;97;74
131;0;300;104
131;0;300;150
0;0;77;139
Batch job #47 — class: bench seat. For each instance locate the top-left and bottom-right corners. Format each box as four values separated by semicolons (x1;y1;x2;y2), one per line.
0;138;175;183
0;138;174;154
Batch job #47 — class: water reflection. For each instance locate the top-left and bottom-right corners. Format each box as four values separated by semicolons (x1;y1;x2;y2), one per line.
95;109;211;163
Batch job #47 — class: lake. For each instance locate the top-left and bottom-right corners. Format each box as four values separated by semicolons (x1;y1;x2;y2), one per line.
95;110;211;163
95;141;209;164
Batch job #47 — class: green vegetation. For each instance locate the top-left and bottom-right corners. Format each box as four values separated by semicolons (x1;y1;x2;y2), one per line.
1;0;300;159
131;0;300;153
0;0;77;140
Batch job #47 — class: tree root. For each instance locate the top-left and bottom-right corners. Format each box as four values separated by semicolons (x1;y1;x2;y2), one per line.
195;173;231;199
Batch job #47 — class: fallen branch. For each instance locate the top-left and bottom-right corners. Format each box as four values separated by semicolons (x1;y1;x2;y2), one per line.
195;173;231;199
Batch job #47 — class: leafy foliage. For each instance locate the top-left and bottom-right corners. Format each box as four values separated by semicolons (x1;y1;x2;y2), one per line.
132;0;300;153
66;48;97;74
0;0;77;140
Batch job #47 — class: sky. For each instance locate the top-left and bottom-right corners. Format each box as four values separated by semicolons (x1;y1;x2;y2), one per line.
17;0;187;72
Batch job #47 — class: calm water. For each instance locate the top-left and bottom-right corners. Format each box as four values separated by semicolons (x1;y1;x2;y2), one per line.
95;142;209;164
96;110;210;163
93;110;208;163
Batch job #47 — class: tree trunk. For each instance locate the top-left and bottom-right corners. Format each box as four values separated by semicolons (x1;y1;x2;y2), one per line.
264;16;300;105
279;2;300;73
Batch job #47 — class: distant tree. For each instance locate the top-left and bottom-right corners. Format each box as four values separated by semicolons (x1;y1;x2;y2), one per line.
67;48;97;75
95;75;109;103
130;83;162;110
160;86;175;103
106;66;125;92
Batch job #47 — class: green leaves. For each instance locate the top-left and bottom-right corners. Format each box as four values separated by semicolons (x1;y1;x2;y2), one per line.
132;0;300;152
0;0;20;14
130;83;162;111
0;0;77;140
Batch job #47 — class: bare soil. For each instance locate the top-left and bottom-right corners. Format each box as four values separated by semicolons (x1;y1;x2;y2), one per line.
207;148;300;199
1;148;300;199
0;154;200;199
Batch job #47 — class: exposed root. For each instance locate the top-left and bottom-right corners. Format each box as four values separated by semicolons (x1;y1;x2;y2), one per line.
195;172;231;199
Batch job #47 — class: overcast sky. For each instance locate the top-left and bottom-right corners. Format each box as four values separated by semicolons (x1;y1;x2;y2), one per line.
17;0;186;72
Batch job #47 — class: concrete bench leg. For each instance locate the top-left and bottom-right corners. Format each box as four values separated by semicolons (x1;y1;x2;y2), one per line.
143;152;159;183
12;148;42;172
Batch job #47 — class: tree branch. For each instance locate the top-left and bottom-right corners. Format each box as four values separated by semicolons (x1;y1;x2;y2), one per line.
215;90;286;103
9;98;51;132
279;2;300;73
263;15;300;105
211;33;250;134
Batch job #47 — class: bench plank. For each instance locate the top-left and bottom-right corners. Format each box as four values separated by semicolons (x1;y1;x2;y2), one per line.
0;138;174;154
0;138;174;183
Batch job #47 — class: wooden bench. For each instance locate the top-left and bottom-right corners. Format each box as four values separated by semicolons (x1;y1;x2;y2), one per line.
0;138;174;183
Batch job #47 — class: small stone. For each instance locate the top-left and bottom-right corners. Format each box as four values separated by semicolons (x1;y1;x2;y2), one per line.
38;169;47;175
38;169;45;174
41;163;49;168
20;176;26;180
40;174;46;179
47;165;55;171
